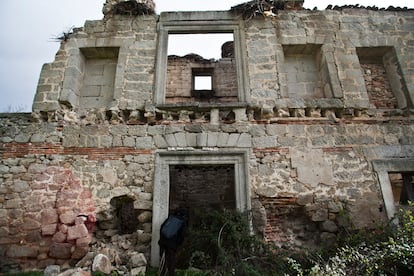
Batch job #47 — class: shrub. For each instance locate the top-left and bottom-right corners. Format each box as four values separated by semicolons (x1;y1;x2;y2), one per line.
288;204;414;276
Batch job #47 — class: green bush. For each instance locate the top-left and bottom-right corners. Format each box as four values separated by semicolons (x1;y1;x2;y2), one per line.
176;208;298;275
288;204;414;276
163;205;413;275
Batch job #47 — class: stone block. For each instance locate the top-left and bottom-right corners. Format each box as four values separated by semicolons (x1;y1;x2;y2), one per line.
252;136;278;148
217;133;229;147
71;246;89;260
31;133;47;143
12;180;30;193
129;125;147;136
237;133;252;147
60;210;76;224
153;135;168;148
138;211;152;223
148;125;165;136
134;199;152;210
227;133;240;147
174;132;187;147
44;265;61;276
185;133;197;148
310;208;328;222
52;231;66;243
290;148;334;187
267;124;288;136
196;133;207;147
164;134;177;147
42;224;58;236
49;242;72;259
41;209;59;225
135;136;153;149
92;254;112;274
67;224;89;240
207;132;218;147
296;194;314;206
130;252;147;268
76;235;92;247
321;220;338;233
123;136;136;147
7;245;38;258
22;217;41;230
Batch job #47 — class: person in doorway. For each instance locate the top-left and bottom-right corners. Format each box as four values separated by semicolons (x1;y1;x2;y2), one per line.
158;209;188;276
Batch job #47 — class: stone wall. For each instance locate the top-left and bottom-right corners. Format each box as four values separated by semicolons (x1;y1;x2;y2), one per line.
2;111;414;269
1;5;414;272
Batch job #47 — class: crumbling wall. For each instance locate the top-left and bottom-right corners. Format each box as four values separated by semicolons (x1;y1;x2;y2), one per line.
3;111;413;269
166;55;237;103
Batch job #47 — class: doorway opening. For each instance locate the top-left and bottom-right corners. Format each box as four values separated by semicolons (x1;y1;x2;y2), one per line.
151;151;250;266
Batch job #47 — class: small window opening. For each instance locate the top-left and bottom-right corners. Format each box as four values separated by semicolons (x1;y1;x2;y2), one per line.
194;75;212;90
110;195;139;234
389;172;414;205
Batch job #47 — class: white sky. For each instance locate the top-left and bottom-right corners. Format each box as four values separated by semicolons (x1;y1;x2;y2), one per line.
0;0;412;112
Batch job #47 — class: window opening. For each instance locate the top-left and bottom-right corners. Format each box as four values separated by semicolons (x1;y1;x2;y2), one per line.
282;44;332;99
389;172;414;205
79;47;119;109
166;33;238;104
194;75;212;90
357;47;407;109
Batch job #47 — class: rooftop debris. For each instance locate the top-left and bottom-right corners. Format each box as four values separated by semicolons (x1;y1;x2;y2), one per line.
230;0;303;19
168;54;214;64
104;0;155;16
325;4;413;11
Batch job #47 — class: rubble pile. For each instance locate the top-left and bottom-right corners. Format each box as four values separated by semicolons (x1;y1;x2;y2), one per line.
230;0;303;19
103;0;155;16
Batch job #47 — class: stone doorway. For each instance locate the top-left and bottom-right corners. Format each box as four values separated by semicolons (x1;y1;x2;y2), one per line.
150;151;250;266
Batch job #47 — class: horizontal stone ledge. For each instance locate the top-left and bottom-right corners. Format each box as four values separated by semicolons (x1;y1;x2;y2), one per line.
156;101;249;111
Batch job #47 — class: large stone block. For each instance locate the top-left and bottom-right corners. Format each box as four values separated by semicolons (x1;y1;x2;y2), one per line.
67;224;89;240
49;243;72;259
92;254;112;274
7;245;38;258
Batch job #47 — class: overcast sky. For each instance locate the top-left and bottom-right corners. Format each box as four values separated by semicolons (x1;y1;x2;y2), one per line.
0;0;412;112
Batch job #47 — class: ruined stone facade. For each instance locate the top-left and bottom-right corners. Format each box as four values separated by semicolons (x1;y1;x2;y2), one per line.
1;0;414;271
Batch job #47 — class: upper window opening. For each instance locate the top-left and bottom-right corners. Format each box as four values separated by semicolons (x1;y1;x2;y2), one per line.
78;47;119;110
357;47;408;109
282;44;332;99
155;16;249;106
165;33;238;104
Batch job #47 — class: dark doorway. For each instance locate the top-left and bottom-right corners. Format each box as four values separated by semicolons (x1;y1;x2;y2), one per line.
169;164;236;211
168;164;236;269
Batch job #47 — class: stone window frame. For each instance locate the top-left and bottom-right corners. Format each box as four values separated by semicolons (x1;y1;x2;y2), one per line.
59;38;133;109
154;11;250;105
150;150;251;266
356;46;411;110
279;44;343;100
373;159;414;219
